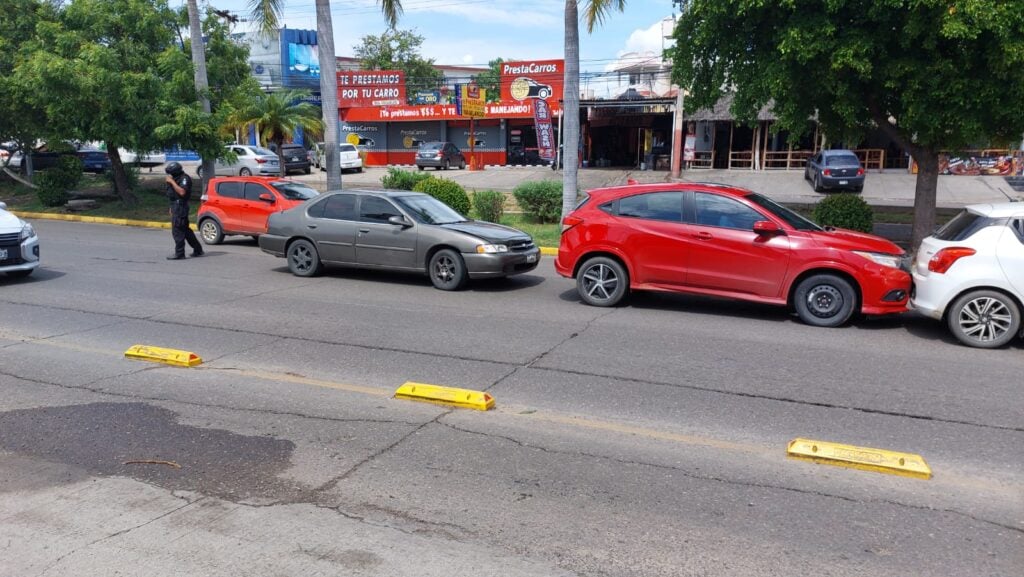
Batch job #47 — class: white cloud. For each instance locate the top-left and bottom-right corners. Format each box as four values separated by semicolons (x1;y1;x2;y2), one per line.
621;18;675;56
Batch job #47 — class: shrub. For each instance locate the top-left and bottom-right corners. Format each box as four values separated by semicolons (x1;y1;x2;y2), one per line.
381;167;431;191
472;190;505;223
105;162;140;191
513;180;561;223
35;154;83;207
413;177;472;216
813;193;874;233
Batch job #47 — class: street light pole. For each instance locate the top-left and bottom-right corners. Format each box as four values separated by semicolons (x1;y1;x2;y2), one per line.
671;87;685;179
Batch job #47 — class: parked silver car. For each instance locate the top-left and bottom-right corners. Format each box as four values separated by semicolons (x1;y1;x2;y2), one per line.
0;201;40;278
258;190;540;290
316;142;363;173
198;145;280;177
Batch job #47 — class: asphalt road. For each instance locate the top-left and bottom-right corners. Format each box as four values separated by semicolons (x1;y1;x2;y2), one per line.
1;220;1021;577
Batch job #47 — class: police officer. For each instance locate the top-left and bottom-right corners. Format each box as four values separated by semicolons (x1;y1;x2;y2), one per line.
164;162;204;260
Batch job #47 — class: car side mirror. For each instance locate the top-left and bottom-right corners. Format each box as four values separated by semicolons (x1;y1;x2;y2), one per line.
753;220;783;235
388;215;412;228
0;201;6;210
258;193;275;204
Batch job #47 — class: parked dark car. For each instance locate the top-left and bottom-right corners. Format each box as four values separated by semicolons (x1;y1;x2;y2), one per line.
415;141;466;171
804;149;865;192
271;143;312;175
258;190;540;290
76;149;111;173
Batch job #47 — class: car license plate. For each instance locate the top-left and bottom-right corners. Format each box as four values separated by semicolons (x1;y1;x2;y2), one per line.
291;156;299;161
0;248;6;260
839;180;848;185
526;254;537;263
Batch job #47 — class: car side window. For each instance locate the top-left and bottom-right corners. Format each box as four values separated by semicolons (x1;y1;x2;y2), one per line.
359;196;403;224
695;192;764;231
243;183;269;201
232;147;246;156
1011;219;1024;244
321;194;356;221
216;181;243;199
306;197;328;218
616;192;683;222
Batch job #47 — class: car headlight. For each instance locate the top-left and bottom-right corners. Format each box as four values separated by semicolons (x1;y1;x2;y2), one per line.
20;222;35;241
476;244;508;254
852;250;902;269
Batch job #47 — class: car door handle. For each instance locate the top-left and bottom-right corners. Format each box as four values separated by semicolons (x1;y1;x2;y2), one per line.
693;232;713;240
358;228;370;233
307;224;317;229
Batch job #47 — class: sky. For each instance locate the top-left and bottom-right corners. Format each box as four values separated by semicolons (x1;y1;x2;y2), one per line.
189;0;678;78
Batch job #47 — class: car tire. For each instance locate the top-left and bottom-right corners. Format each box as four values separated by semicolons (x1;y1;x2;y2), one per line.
239;167;252;176
6;269;32;279
417;165;424;171
196;166;203;179
946;289;1021;348
459;159;466;170
803;168;809;181
576;256;629;307
287;239;323;277
429;248;468;291
853;185;863;193
198;218;224;245
794;274;857;327
813;174;824;192
304;167;311;175
443;159;450;171
356;167;363;173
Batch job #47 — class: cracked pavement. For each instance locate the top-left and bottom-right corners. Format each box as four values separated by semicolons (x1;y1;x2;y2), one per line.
0;220;1021;576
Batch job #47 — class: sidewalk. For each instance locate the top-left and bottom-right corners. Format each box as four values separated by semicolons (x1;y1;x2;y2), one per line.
210;162;1021;210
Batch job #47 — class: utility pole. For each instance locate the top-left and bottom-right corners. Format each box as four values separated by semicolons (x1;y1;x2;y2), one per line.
668;8;685;180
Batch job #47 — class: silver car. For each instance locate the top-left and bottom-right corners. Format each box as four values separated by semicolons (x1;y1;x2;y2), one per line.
198;145;280;177
258;190;541;290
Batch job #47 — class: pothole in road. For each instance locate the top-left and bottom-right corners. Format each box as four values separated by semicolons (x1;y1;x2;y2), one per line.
0;402;300;503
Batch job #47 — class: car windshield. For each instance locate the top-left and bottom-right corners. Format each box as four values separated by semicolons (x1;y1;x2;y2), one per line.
745;193;822;231
933;210;988;241
421;142;443;151
271;182;319;200
339;144;357;152
826;154;860;167
394;195;467;224
251;147;275;156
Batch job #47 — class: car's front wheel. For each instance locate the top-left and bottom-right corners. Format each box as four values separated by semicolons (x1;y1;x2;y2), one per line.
429;249;468;291
794;274;857;327
947;289;1021;348
577;256;628;307
239;167;252;176
198;218;224;245
287;239;323;277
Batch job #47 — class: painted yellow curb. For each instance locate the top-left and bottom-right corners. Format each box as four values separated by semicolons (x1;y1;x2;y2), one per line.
124;344;203;367
12;211;196;230
394;381;495;411
540;246;557;256
787;438;931;480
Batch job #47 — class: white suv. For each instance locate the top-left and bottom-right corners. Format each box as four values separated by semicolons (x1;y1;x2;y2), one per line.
912;203;1024;348
0;202;40;279
316;142;363;173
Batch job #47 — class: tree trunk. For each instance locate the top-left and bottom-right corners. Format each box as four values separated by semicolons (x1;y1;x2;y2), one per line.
910;150;940;253
561;0;580;221
107;148;138;205
186;0;216;191
316;0;341;190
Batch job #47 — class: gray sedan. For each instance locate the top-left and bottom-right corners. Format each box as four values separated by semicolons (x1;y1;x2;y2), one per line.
258;190;541;290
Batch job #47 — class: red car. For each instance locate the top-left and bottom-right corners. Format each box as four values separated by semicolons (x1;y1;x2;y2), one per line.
197;177;319;244
555;183;911;327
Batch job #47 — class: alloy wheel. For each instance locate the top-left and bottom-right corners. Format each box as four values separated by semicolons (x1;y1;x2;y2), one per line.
581;263;618;303
956;296;1014;344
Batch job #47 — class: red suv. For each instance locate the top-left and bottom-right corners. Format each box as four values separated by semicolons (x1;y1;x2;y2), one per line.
556;183;911;327
197;177;319;244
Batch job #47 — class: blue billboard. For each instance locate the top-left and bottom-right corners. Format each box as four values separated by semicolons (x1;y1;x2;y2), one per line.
280;29;320;88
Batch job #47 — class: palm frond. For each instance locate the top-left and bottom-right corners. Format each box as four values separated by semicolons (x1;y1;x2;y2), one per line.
248;0;284;38
583;0;626;34
378;0;404;29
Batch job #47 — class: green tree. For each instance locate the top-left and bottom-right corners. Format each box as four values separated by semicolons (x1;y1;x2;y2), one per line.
354;29;443;103
229;89;324;177
670;0;1024;250
19;0;177;203
250;0;404;190
562;1;627;219
473;58;505;103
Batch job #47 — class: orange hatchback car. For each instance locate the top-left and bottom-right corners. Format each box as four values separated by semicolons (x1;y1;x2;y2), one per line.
197;177;320;244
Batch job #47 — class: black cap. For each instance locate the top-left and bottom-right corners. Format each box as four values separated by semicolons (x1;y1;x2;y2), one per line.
164;161;183;176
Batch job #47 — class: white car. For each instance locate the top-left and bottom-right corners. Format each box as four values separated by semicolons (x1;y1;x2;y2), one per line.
0;201;40;279
117;149;166;167
911;203;1024;348
317;142;363;173
199;145;280;177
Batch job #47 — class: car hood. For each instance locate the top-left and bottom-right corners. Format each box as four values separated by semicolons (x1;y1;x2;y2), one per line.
0;210;24;232
807;227;904;255
439;221;531;243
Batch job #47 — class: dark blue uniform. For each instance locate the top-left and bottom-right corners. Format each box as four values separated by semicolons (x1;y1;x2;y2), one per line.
167;172;203;259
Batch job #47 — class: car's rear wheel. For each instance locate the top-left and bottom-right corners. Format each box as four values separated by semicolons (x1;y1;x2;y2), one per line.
813;174;824;192
459;158;466;170
794;274;857;327
6;269;32;279
853;185;863;193
577;256;628;307
287;239;323;277
417;165;424;171
443;159;450;170
429;249;468;291
239;167;252;176
198;218;223;245
304;167;311;174
947;289;1021;348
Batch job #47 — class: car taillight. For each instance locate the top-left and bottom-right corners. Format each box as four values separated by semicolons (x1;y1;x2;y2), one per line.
436;152;443;158
823;169;831;176
562;215;583;233
857;168;864;176
928;247;976;274
255;158;267;164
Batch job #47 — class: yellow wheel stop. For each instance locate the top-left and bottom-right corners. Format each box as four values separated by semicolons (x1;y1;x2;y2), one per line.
394;382;495;411
787;437;931;479
124;345;202;367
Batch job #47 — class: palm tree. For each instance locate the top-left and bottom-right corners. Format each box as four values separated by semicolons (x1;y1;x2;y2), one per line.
562;1;626;220
250;0;403;190
230;89;324;176
185;0;214;187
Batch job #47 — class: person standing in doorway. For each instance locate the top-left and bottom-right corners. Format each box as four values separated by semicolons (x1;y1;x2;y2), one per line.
164;162;203;260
